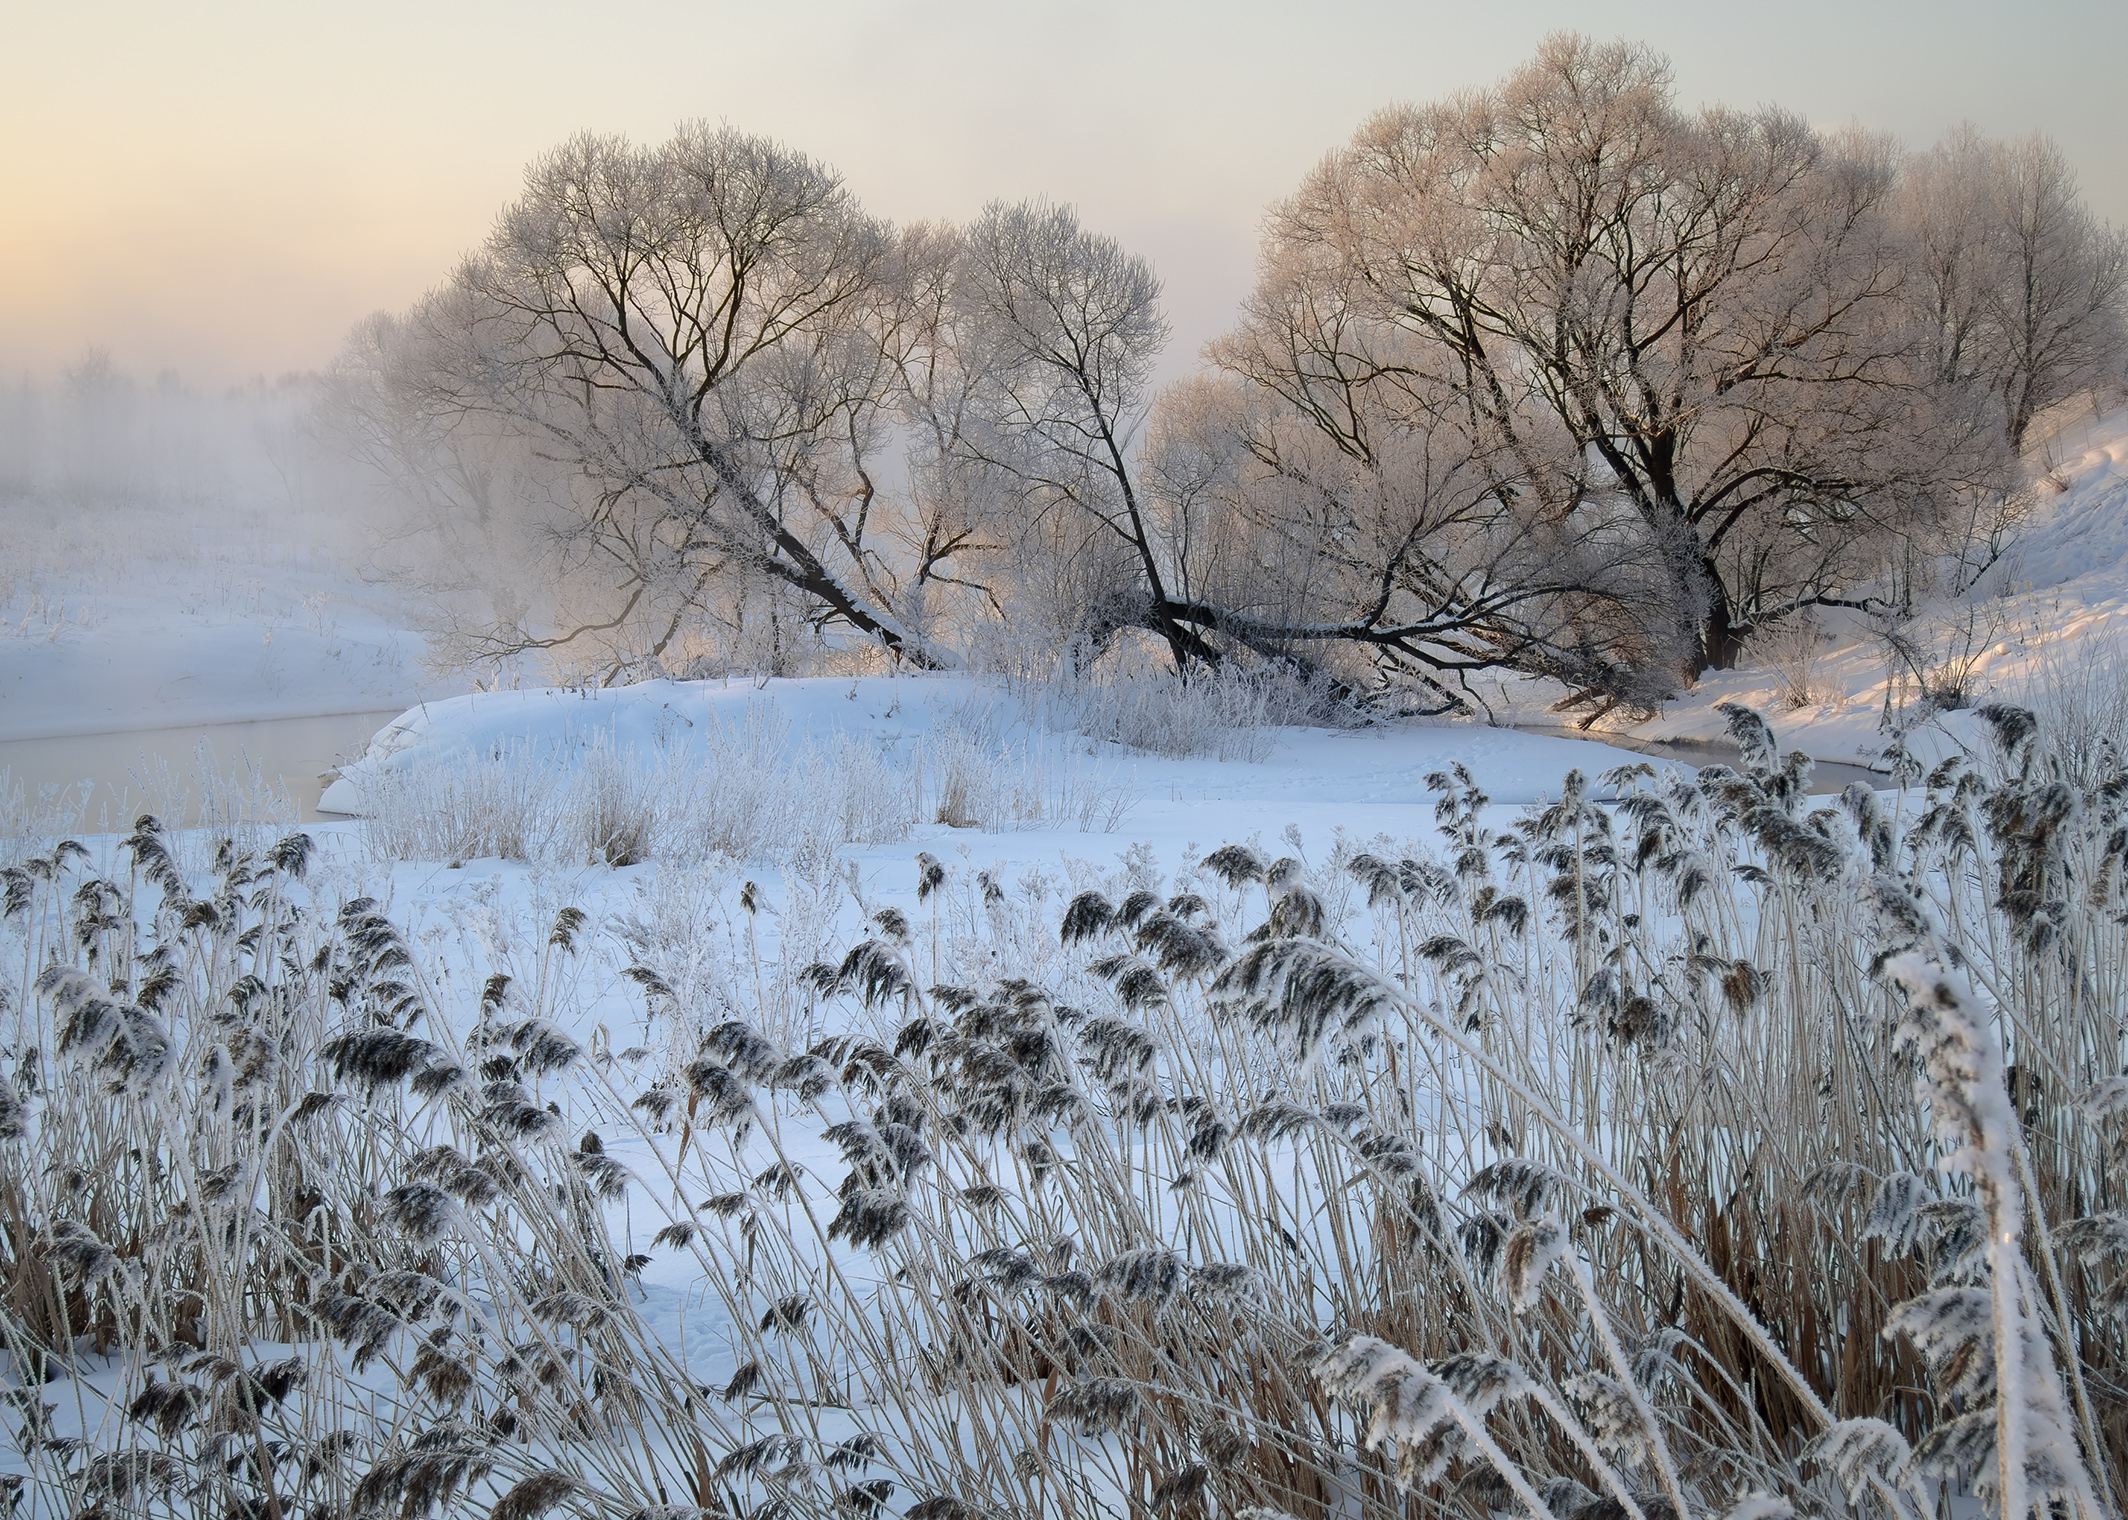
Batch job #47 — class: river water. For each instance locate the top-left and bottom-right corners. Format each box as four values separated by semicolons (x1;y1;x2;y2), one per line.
1513;726;1888;794
0;708;405;830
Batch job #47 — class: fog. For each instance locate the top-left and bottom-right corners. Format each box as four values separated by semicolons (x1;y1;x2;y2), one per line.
0;361;386;626
0;356;447;828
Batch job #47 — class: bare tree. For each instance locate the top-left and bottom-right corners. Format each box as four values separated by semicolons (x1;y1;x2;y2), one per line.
912;196;1682;709
325;312;562;665
1224;35;2005;677
1144;367;1687;714
1905;128;2128;454
330;58;2124;699
332;125;955;680
869;221;1026;649
939;200;1201;671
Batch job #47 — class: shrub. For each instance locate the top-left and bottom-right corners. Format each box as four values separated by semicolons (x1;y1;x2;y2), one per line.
1027;657;1355;762
2012;623;2128;791
1752;611;1825;711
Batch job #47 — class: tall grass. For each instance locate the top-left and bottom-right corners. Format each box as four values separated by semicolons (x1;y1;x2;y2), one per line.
1019;657;1354;763
0;743;293;872
3;703;2122;1519
1749;612;1825;711
0;771;91;869
2011;624;2128;791
349;700;1139;868
920;728;1136;834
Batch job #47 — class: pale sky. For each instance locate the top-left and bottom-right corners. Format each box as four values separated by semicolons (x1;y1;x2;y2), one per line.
4;0;2123;390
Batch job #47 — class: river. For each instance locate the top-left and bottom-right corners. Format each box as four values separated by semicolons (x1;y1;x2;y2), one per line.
0;708;405;831
1513;726;1888;794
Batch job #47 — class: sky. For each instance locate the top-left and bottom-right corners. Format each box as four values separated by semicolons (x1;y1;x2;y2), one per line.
4;0;2124;392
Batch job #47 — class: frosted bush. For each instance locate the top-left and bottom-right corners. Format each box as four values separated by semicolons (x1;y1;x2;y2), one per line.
2013;625;2128;789
666;697;795;858
353;741;570;862
1751;611;1824;710
1031;658;1351;761
801;731;920;850
570;735;660;865
921;725;1136;833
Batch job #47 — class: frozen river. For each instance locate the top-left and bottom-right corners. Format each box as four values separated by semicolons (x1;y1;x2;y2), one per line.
1513;725;1888;794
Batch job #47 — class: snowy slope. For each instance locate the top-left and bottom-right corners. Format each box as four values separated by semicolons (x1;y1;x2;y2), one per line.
1529;406;2128;774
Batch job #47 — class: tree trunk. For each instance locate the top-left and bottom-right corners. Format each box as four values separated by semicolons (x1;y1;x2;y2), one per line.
1692;558;1749;676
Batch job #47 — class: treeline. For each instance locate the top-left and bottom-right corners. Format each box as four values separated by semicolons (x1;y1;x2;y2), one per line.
328;35;2128;709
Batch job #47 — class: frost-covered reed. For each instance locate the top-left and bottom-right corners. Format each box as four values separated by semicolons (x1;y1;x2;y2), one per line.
0;741;294;872
2011;623;2128;791
4;701;2124;1520
987;649;1356;763
351;702;1138;869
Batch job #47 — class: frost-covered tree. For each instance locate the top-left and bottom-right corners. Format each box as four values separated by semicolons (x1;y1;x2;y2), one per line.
909;203;1196;671
331;56;2123;696
935;201;1678;709
331;126;960;679
1213;36;2018;677
1904;127;2128;454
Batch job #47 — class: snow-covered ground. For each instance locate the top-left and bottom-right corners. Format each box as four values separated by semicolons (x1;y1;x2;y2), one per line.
285;673;1668;1059
321;673;1663;820
8;414;2123;1520
1580;404;2128;773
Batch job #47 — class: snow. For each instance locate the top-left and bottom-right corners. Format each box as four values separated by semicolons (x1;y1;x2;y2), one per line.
11;410;2127;1520
319;672;1668;821
0;579;433;742
0;495;449;742
1483;405;2128;777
